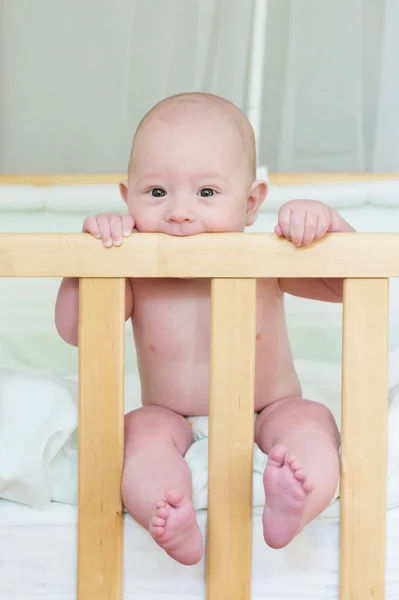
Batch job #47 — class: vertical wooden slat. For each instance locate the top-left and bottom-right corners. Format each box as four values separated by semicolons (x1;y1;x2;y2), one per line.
206;278;257;600
77;278;125;600
340;278;389;600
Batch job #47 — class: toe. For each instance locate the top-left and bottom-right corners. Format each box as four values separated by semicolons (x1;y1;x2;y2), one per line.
149;515;165;536
294;469;306;481
285;453;296;466
165;488;185;507
267;444;287;467
290;460;302;472
156;499;167;510
152;526;164;538
156;507;169;520
303;480;314;494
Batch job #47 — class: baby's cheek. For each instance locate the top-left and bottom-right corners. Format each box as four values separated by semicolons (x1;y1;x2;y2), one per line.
130;210;158;233
206;206;246;233
207;220;245;234
134;221;156;233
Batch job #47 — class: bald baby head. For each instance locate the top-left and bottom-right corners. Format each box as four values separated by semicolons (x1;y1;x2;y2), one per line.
120;92;266;236
128;92;256;181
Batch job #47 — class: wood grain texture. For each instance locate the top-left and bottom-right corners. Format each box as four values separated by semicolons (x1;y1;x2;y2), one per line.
340;278;389;600
77;278;125;600
2;232;399;278
0;173;398;186
206;279;256;600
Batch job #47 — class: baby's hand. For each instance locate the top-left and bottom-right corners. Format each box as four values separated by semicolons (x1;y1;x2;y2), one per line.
82;213;135;247
275;200;333;247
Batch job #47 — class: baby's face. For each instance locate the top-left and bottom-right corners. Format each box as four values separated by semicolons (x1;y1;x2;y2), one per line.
122;117;261;235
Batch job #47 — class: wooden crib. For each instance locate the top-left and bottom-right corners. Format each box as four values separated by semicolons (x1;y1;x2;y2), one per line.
1;172;398;600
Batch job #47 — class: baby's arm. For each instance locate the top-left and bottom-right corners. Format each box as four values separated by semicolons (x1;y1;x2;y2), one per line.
55;213;135;346
276;200;355;302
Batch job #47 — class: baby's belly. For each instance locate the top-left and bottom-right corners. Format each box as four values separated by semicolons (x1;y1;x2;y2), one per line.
138;359;301;416
139;360;210;415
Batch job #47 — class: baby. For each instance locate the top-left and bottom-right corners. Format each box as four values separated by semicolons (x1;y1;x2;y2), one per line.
55;92;355;566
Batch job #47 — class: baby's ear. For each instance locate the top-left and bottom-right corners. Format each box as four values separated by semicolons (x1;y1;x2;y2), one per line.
246;179;268;226
119;179;128;204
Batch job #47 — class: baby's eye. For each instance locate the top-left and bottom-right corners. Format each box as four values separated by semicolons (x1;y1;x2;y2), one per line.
150;188;166;197
199;188;215;198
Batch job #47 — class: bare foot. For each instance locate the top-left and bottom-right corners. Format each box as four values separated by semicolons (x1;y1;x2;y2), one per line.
149;488;203;565
262;444;313;549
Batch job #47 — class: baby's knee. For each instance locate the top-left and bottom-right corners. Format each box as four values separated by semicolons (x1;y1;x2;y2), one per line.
297;400;339;443
257;397;338;440
125;405;163;434
124;406;193;453
301;399;336;422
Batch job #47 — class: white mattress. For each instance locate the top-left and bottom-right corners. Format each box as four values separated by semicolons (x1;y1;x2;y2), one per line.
1;499;399;600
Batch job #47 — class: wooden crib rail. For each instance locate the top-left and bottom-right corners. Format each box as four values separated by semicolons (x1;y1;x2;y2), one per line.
207;279;257;600
0;232;393;600
77;279;125;599
1;172;399;186
340;279;389;600
1;231;399;277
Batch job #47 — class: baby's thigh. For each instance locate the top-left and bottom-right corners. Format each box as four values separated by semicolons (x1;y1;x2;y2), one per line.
124;405;194;456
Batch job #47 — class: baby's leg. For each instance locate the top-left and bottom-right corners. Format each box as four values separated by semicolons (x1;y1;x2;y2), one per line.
122;406;203;565
255;397;340;549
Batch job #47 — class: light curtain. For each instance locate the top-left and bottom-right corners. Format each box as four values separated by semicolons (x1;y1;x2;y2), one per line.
0;0;397;173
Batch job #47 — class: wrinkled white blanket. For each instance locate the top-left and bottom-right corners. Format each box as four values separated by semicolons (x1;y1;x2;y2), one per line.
1;355;399;515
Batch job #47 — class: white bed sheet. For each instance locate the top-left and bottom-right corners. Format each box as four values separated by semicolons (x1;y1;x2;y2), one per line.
1;499;399;600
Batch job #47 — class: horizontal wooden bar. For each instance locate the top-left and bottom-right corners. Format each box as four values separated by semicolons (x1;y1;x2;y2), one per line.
0;173;398;186
0;174;127;186
1;232;399;278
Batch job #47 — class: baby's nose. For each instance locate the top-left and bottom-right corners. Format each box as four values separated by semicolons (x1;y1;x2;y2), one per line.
165;200;194;223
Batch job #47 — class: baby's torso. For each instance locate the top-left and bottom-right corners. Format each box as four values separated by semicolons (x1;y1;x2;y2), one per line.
130;278;301;416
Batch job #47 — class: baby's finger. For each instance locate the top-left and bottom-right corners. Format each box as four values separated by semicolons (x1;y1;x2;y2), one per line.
302;213;318;246
274;224;283;237
109;214;123;246
277;206;292;240
96;214;112;247
314;214;331;240
82;215;100;238
289;210;306;246
121;214;135;237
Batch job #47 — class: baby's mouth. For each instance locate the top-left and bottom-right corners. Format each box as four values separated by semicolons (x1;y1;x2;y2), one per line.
164;227;203;237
